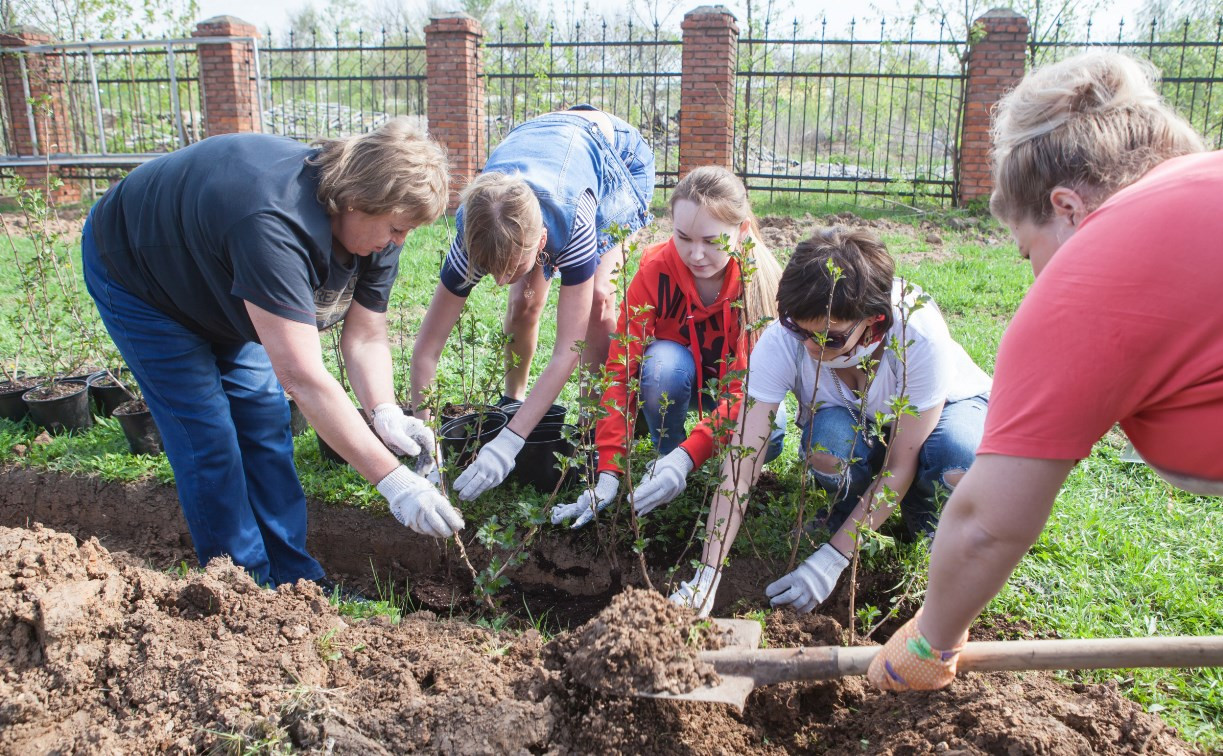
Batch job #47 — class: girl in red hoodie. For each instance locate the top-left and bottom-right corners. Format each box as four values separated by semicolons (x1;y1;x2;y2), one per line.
552;166;784;528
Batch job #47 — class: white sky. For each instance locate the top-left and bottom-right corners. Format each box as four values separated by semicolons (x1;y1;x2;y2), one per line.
195;0;1152;39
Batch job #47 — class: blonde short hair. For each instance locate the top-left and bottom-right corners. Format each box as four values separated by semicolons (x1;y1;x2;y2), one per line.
309;117;449;228
990;51;1204;224
459;172;544;285
671;166;781;330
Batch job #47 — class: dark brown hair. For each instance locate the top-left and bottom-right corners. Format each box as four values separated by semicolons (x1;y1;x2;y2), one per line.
776;227;894;332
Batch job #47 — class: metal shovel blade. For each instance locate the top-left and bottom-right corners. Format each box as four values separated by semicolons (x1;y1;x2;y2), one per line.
640;633;1223;713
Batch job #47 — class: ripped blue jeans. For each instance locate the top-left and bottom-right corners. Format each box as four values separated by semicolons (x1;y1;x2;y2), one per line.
640;339;785;462
800;393;989;537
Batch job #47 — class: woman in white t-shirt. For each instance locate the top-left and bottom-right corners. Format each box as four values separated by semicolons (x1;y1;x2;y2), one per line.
670;227;992;616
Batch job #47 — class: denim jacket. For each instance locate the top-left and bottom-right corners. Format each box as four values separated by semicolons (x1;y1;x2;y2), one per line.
454;108;655;268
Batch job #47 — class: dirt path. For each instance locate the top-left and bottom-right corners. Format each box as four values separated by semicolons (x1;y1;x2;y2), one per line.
0;469;1201;754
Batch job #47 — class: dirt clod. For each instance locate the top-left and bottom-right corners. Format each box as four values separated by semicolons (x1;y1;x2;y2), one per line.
548;586;723;695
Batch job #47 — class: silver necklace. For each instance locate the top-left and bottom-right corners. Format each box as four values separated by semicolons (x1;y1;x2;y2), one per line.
831;370;874;446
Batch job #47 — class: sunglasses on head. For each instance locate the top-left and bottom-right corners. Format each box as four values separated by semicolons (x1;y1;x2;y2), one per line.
779;313;866;350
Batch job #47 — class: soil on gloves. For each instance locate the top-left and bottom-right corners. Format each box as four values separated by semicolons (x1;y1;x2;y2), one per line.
0;518;1203;755
545;586;723;695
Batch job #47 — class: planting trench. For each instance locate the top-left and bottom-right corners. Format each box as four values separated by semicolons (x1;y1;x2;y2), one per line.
0;467;1202;754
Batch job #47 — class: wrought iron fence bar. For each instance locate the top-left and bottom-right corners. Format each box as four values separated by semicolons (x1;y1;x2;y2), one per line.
485;40;679;50
740;37;967;45
166;44;187;149
17;55;37;155
735;71;962;79
86;48;107;156
2;37;257;54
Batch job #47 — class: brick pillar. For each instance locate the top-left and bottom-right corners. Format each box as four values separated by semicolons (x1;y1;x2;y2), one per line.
0;26;79;203
426;12;485;212
193;16;261;136
679;6;739;178
958;8;1029;206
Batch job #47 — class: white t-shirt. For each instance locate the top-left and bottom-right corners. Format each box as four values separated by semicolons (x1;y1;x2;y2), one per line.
746;280;991;426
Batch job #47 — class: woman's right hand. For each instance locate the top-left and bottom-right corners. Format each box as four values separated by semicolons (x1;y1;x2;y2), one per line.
376;465;464;538
630;448;695;516
550;471;620;528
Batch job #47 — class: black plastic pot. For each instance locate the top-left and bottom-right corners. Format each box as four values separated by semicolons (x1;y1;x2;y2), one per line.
316;432;347;466
440;403;502;426
498;400;568;426
511;422;578;493
114;399;163;455
87;370;136;418
22;379;93;434
286;396;308;437
440;409;509;470
0;377;39;423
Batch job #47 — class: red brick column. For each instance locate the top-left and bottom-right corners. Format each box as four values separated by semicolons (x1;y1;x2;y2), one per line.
193;16;261;136
0;26;79;203
679;6;739;177
426;12;484;212
958;9;1029;206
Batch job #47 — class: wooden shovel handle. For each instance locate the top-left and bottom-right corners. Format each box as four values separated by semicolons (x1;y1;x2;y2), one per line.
702;636;1223;687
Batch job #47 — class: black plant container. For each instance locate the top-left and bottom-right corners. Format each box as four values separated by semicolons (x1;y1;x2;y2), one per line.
0;376;39;423
87;370;136;418
511;422;578;493
22;379;93;434
114;399;163;455
440;409;509;471
286;396;308;437
497;401;568;426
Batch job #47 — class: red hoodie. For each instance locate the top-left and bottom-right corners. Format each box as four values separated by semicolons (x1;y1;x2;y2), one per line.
595;238;752;475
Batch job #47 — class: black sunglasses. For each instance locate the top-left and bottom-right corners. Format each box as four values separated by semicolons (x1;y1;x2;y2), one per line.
779;314;865;350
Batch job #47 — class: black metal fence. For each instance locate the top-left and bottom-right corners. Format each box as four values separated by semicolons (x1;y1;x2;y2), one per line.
483;19;682;188
0;39;204;163
736;18;966;205
1030;17;1223;149
259;29;427;140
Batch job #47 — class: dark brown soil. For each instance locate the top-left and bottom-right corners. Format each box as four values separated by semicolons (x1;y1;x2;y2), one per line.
0;378;41;393
22;381;86;401
547;586;723;695
0;470;1205;754
112;398;148;416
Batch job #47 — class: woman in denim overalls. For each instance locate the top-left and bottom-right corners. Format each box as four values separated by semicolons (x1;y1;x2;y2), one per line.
410;106;655;502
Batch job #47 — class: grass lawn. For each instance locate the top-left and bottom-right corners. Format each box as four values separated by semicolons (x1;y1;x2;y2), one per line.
0;203;1219;748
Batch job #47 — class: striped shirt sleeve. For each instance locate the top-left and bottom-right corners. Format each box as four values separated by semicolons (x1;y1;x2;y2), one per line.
553;190;599;286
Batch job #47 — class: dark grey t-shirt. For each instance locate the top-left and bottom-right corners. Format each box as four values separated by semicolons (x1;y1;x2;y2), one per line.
90;133;400;344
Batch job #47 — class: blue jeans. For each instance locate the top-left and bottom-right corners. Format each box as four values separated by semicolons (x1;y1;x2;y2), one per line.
640;339;785;462
800;393;989;537
82;214;323;587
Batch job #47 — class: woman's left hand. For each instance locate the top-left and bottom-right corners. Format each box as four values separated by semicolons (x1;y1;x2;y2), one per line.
453;429;526;501
765;543;849;613
372;403;434;457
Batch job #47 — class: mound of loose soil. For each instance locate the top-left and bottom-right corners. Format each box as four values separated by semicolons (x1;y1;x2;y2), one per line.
0;518;1202;755
546;586;723;695
0;524;555;754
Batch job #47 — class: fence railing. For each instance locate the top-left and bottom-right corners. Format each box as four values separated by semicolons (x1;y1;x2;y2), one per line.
1031;17;1223;149
0;37;257;171
736;18;966;204
484;20;682;187
260;29;426;140
3;13;1222;205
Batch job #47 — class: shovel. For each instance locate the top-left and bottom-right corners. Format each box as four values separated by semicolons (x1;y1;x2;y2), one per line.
640;619;1223;712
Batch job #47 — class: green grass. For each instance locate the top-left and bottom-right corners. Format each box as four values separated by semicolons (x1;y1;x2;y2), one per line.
0;206;1218;748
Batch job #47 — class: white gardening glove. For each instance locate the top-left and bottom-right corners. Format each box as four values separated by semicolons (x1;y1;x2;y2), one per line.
630;447;695;517
372;403;434;457
765;543;849;614
452;428;525;502
550;472;620;529
668;563;723;618
376;465;465;538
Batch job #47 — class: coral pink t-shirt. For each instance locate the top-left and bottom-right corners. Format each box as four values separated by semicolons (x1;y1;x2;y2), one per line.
979;150;1223;481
